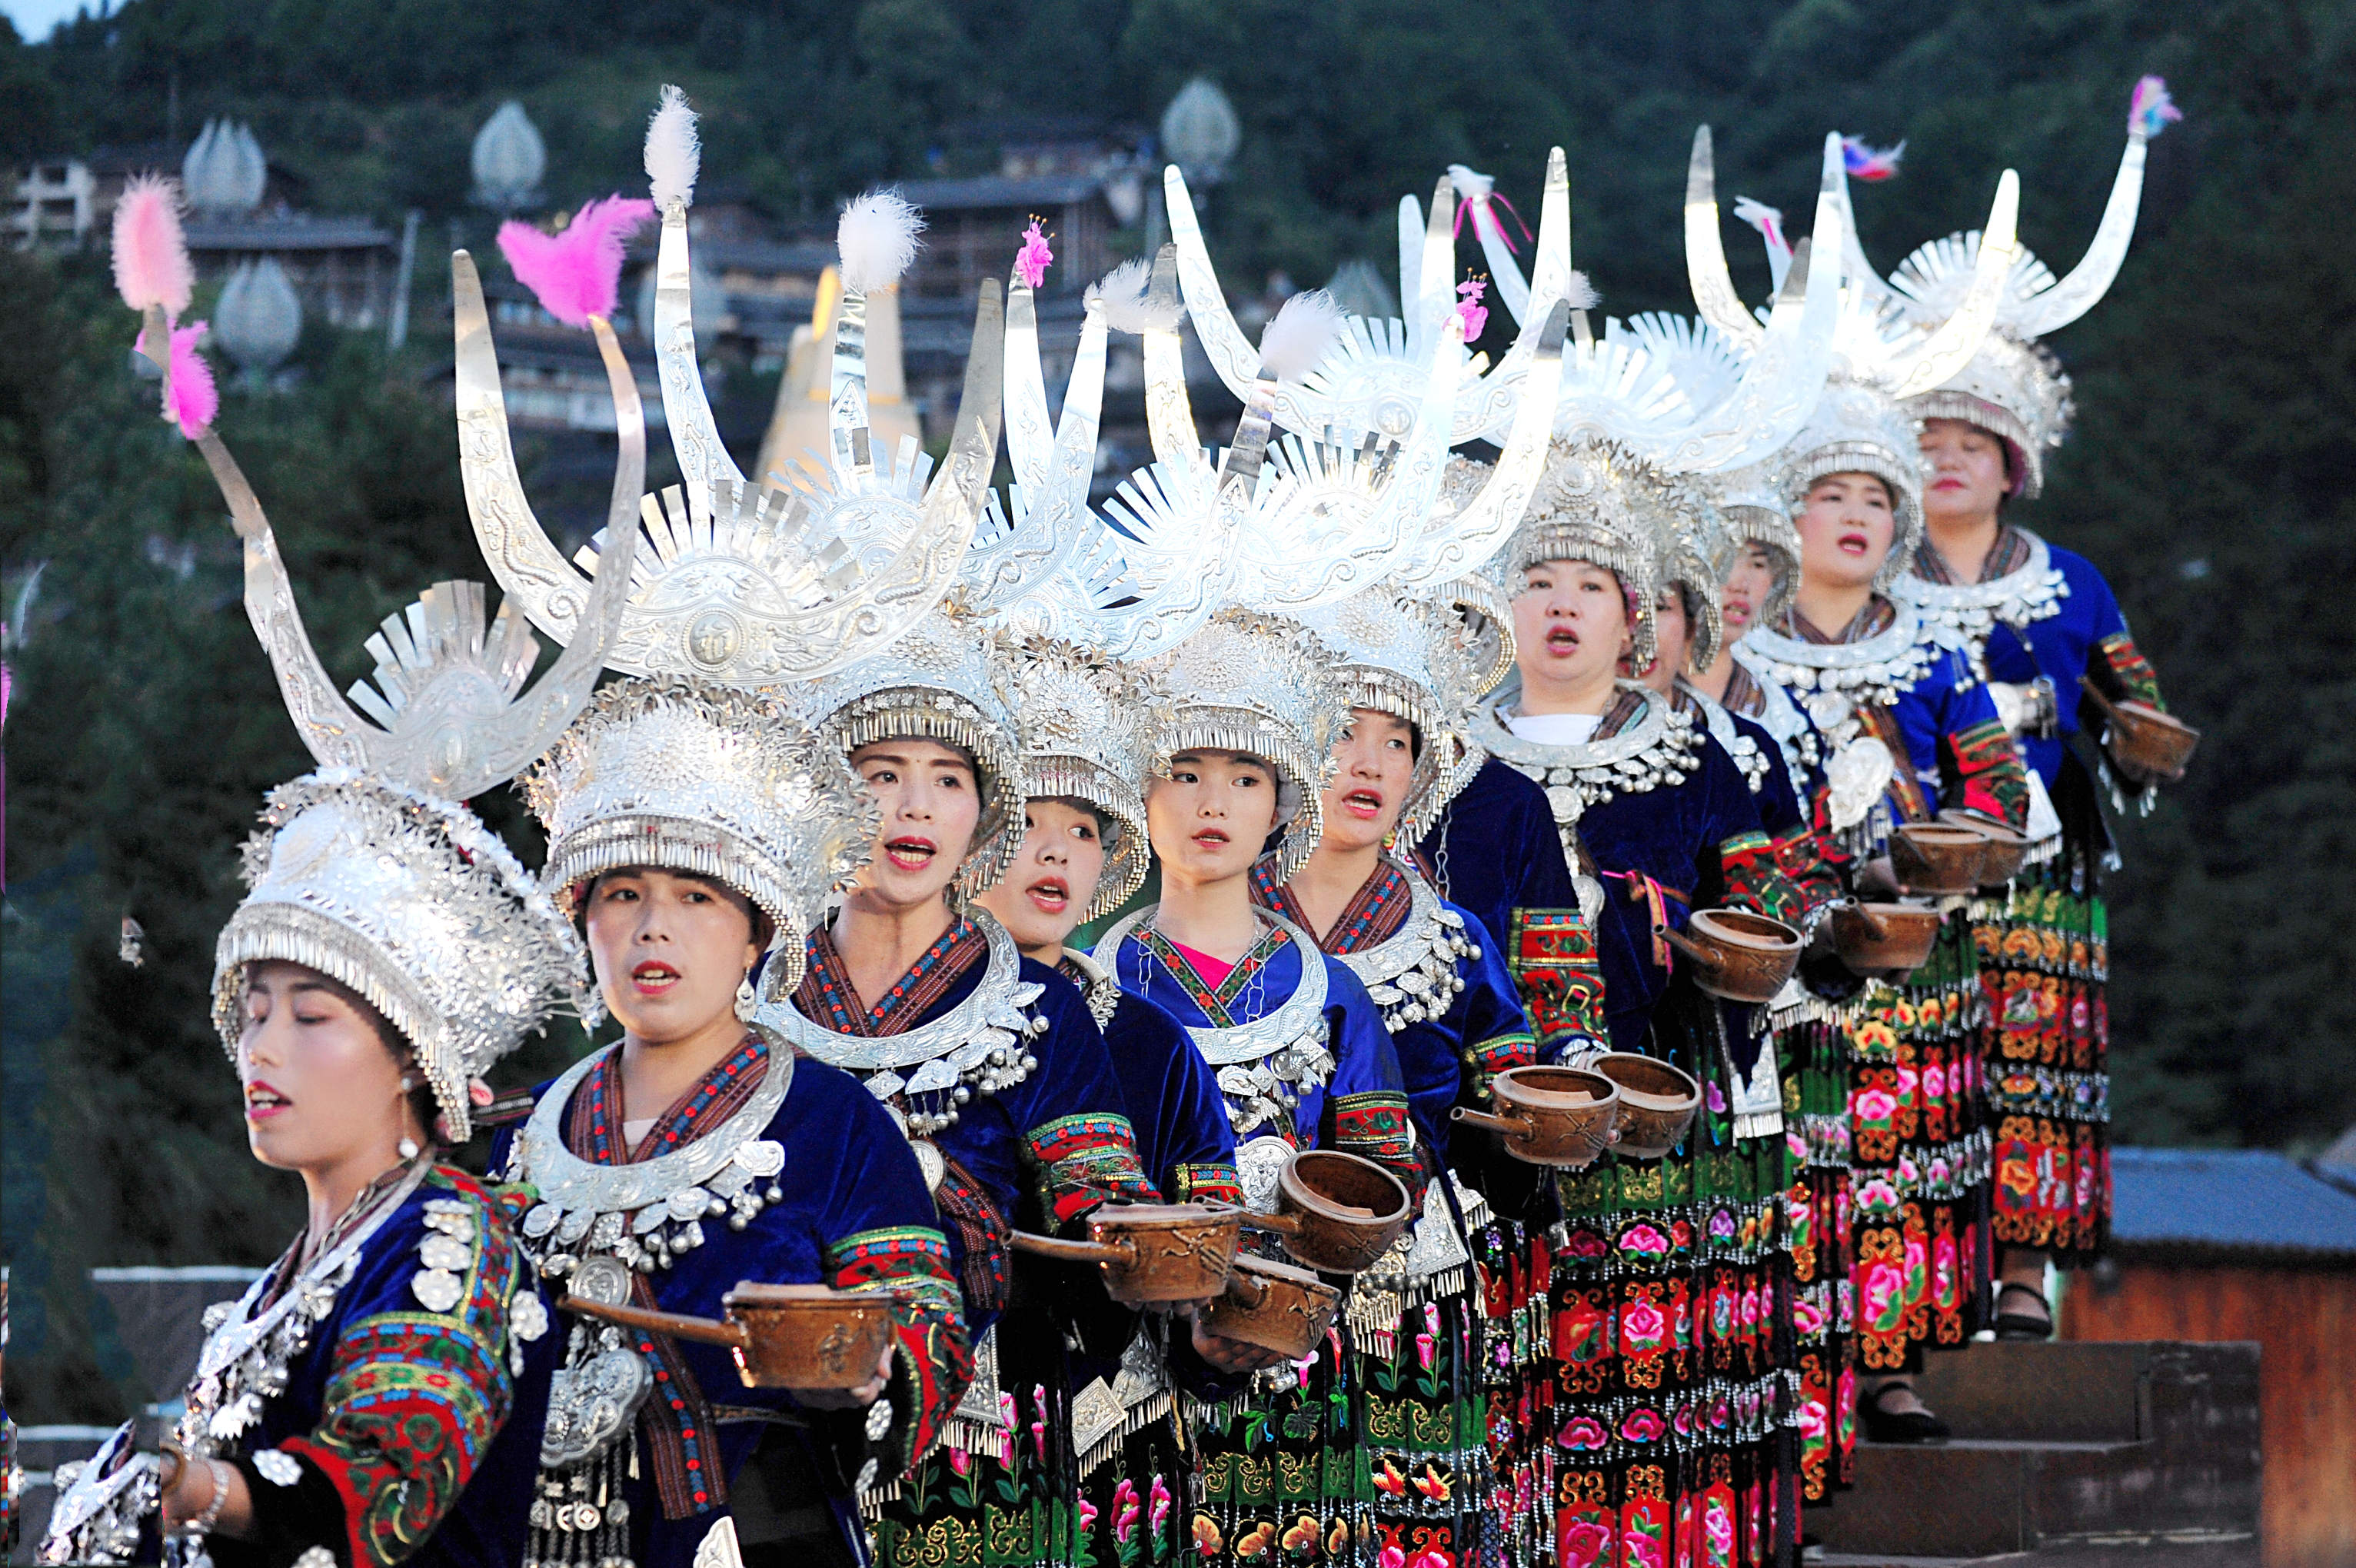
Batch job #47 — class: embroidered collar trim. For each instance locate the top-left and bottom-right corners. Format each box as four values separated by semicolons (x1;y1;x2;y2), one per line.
1329;860;1478;1035
1892;525;2068;661
1468;679;1703;824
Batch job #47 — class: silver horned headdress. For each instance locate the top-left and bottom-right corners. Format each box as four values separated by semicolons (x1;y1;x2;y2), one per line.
523;678;879;1000
1141;608;1352;884
1903;330;2071;498
182;234;643;1142
993;634;1156;921
799;604;1029;897
457;91;1005;686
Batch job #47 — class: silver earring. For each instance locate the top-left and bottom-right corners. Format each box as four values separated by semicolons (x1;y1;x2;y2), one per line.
734;974;758;1023
398;1076;415;1093
398;1136;421;1160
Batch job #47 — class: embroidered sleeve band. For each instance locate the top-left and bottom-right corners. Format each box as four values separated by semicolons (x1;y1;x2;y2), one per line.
1462;1030;1539;1105
1949;717;2031;829
1168;1160;1248;1207
1507;909;1609;1055
1329;1092;1426;1201
1719;828;1805;927
1025;1112;1160;1226
827;1226;973;1473
280;1174;517;1568
2094;632;2167;709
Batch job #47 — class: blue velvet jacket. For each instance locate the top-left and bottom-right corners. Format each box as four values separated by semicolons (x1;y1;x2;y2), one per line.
207;1164;554;1568
490;1046;968;1568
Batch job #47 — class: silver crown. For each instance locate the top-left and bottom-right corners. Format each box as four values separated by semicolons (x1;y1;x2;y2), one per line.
1702;459;1801;631
1490;438;1672;670
993;634;1155;921
1295;588;1489;843
524;678;879;1000
215;771;588;1143
798;605;1028;897
1141;609;1352;885
1775;375;1925;591
1902;331;2071;498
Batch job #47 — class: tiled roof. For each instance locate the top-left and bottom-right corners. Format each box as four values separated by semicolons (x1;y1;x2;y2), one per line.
2111;1146;2356;1261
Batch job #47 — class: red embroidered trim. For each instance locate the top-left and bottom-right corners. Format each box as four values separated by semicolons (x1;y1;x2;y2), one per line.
1508;908;1609;1050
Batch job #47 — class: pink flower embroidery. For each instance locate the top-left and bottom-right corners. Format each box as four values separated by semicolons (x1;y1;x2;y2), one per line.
1110;1478;1142;1545
1562;1520;1612;1568
1150;1476;1172;1535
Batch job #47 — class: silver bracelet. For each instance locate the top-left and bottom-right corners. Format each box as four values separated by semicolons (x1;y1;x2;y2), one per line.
181;1457;234;1538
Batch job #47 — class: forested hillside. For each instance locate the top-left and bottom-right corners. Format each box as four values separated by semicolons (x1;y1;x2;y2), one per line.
5;0;2352;1419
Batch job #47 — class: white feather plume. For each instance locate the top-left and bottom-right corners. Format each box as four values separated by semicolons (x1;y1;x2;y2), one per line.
837;189;924;294
1091;258;1179;334
1564;270;1600;311
1256;289;1343;381
644;85;700;210
1446;163;1496;201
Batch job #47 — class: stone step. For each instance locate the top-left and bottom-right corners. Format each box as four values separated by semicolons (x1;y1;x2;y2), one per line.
1906;1340;2146;1443
1811;1341;2260;1564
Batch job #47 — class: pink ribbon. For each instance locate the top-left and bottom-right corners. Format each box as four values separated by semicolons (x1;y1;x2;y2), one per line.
1456;192;1534;255
1605;870;1690;970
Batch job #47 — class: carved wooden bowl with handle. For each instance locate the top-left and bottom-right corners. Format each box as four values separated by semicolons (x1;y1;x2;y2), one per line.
1197;1254;1343;1360
1660;908;1803;1004
1829;899;1944;975
1588;1054;1702;1160
561;1283;900;1390
2080;678;2198;781
1008;1203;1243;1307
1234;1149;1414;1275
1450;1064;1620;1167
1890;821;1991;895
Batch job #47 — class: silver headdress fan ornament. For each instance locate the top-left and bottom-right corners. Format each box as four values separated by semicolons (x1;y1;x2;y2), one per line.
1294;588;1491;843
797;603;1030;898
458;88;1004;687
1140;608;1353;885
118;171;650;1143
991;634;1156;921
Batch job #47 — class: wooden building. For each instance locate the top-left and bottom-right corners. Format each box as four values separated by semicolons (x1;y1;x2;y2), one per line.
2062;1144;2356;1568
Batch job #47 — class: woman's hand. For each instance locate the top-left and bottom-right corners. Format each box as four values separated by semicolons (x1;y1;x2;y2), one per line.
1190;1320;1287;1375
160;1452;251;1537
796;1344;897;1409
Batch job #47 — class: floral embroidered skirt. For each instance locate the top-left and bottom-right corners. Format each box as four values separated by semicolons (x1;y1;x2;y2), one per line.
1471;1217;1556;1568
1546;988;1797;1568
1076;1416;1185;1567
870;1327;1076;1567
1352;1261;1496;1568
1776;1009;1855;1503
1845;913;1995;1373
1975;835;2110;1264
1186;1331;1364;1565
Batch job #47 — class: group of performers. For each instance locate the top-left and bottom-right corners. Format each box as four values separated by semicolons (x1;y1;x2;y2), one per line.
39;72;2192;1568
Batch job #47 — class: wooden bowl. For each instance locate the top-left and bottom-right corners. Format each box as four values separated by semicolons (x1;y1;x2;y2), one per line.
1589;1054;1702;1160
560;1283;900;1390
1890;821;1989;895
1829;900;1942;974
1450;1065;1619;1167
1941;811;2029;884
1243;1149;1414;1275
1009;1203;1243;1306
1662;907;1803;1003
2081;679;2198;781
1197;1255;1342;1360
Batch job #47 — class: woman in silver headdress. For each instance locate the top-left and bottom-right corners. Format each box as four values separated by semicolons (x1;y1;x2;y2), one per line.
1740;378;2032;1444
1093;608;1421;1566
764;607;1158;1566
1468;437;1809;1568
1256;586;1553;1568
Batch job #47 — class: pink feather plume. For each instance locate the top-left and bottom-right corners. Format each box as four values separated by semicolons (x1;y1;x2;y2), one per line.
1454;277;1489;341
2130;76;2182;139
497;195;656;328
1839;135;1905;181
136;318;219;438
111;175;195;317
1014;218;1054;290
